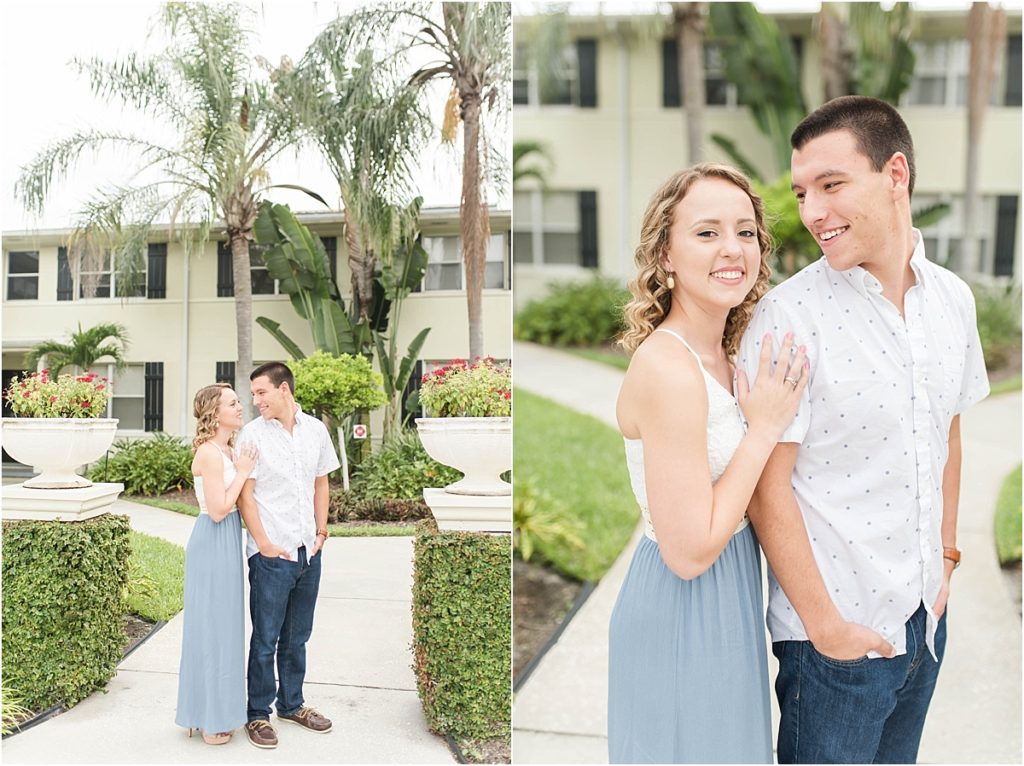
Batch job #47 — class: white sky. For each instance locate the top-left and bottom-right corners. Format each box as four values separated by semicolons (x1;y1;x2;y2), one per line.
0;1;510;232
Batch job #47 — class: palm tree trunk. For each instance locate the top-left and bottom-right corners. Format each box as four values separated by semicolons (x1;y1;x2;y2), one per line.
460;88;488;360
343;203;373;327
675;3;707;164
817;5;850;101
229;231;255;421
963;3;1007;277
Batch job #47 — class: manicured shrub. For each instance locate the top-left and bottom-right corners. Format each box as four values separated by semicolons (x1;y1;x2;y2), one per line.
329;487;431;523
2;514;132;710
412;521;511;738
514;277;630;347
972;283;1021;371
86;432;193;495
352;430;461;500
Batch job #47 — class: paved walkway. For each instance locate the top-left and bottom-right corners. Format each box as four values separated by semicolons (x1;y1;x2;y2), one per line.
2;498;454;764
512;341;1022;764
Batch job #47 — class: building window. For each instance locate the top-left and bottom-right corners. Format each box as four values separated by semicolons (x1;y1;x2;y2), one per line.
663;40;748;107
513;39;597;107
916;194;1006;275
218;237;336;296
901;38;1009;108
421;234;510;291
76;249;147;299
6;251;39;300
513;190;598;268
88;363;146;431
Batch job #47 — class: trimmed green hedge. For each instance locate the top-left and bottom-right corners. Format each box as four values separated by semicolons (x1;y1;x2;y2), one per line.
514;277;629;347
412;521;511;739
2;514;131;710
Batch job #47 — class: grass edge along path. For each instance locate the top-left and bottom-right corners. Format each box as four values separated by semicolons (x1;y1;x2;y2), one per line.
514;389;638;582
127;530;185;622
994;463;1022;565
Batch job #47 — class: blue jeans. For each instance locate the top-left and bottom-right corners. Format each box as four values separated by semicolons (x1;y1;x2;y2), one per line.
773;602;947;764
246;546;321;721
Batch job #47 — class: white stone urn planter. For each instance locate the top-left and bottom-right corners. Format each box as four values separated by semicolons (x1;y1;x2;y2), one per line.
416;416;512;496
1;418;119;489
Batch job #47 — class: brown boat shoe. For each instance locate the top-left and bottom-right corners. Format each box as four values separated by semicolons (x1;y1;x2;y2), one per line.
277;705;332;733
245;719;279;749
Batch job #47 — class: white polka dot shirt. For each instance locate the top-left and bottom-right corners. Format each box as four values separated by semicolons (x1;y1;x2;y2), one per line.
238;405;341;560
738;230;989;659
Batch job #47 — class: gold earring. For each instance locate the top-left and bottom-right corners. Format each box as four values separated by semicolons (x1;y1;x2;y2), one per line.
666;274;675;290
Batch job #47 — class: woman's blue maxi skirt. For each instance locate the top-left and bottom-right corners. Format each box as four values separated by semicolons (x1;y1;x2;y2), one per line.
608;525;773;764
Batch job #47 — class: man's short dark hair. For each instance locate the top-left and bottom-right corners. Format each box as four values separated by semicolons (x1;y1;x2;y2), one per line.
791;95;916;197
250;361;294;394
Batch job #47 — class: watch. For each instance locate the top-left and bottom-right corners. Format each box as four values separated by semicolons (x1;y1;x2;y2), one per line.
943;546;961;569
316;527;329;539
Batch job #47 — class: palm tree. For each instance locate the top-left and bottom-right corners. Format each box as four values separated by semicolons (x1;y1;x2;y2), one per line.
14;3;319;419
673;2;708;164
25;322;130;375
962;3;1007;277
336;2;512;360
512;140;552;188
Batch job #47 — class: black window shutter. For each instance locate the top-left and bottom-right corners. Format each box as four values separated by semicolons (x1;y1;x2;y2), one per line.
993;195;1019;278
1005;34;1022;107
579;191;599;268
57;246;74;301
144;362;164;432
663;39;681;107
215;361;237;389
147;243;167;299
401;360;424;425
577;39;598;108
321;236;337;281
217;241;234;297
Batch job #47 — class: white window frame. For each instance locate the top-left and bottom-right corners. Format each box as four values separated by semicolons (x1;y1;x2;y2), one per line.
420;233;510;292
513;189;583;268
75;249;147;300
6;250;39;300
916;193;997;274
513;42;580;107
89;362;146;433
902;38;989;108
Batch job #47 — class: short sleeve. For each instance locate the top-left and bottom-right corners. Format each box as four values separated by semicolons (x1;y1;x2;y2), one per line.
315;421;341;477
955;285;990;414
736;294;813;444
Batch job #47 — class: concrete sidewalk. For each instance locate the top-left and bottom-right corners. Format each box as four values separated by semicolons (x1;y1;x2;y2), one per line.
512;341;1022;764
2;498;454;764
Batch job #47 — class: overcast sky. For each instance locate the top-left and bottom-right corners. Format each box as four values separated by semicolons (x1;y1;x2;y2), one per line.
0;1;510;232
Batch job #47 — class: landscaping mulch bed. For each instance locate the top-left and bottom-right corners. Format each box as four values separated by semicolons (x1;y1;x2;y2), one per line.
513;558;582;681
454;734;511;764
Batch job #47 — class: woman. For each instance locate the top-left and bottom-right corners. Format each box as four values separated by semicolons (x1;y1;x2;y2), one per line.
175;383;257;744
607;164;808;763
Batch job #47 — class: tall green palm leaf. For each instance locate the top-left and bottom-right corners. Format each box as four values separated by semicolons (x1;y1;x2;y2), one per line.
14;3;321;418
333;2;512;360
25;322;130;375
513;140;552;188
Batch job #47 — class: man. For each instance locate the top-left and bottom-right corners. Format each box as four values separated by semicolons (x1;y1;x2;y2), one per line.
236;362;340;749
738;96;989;763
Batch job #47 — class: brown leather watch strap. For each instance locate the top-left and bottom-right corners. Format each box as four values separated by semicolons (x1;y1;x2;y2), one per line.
316;527;329;539
943;546;961;569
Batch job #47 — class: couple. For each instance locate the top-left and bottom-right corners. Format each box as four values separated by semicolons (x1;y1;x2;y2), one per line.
608;96;990;763
174;362;341;749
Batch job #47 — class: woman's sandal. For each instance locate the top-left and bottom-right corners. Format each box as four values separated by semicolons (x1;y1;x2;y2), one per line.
188;727;233;745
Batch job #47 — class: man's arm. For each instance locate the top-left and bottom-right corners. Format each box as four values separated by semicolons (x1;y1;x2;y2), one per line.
751;443;895;659
310;474;330;555
237;478;291;560
933;416;962;618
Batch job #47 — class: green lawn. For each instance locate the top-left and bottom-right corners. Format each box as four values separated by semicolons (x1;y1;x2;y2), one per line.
994;464;1022;565
990;373;1022;397
127;531;185;622
130;497;199;517
568;347;631;371
514;389;638;582
328;524;416;537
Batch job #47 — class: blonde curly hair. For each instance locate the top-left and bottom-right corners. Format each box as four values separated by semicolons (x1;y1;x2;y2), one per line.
192;383;236;451
619;163;774;356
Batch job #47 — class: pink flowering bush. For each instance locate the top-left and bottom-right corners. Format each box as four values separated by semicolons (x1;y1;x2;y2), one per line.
419;357;512;418
3;370;111;418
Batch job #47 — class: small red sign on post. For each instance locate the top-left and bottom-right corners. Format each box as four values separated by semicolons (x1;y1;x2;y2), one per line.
352;424;367;440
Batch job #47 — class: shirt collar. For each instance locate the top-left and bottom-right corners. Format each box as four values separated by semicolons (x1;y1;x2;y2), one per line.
824;228;927;299
259;403;304;431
